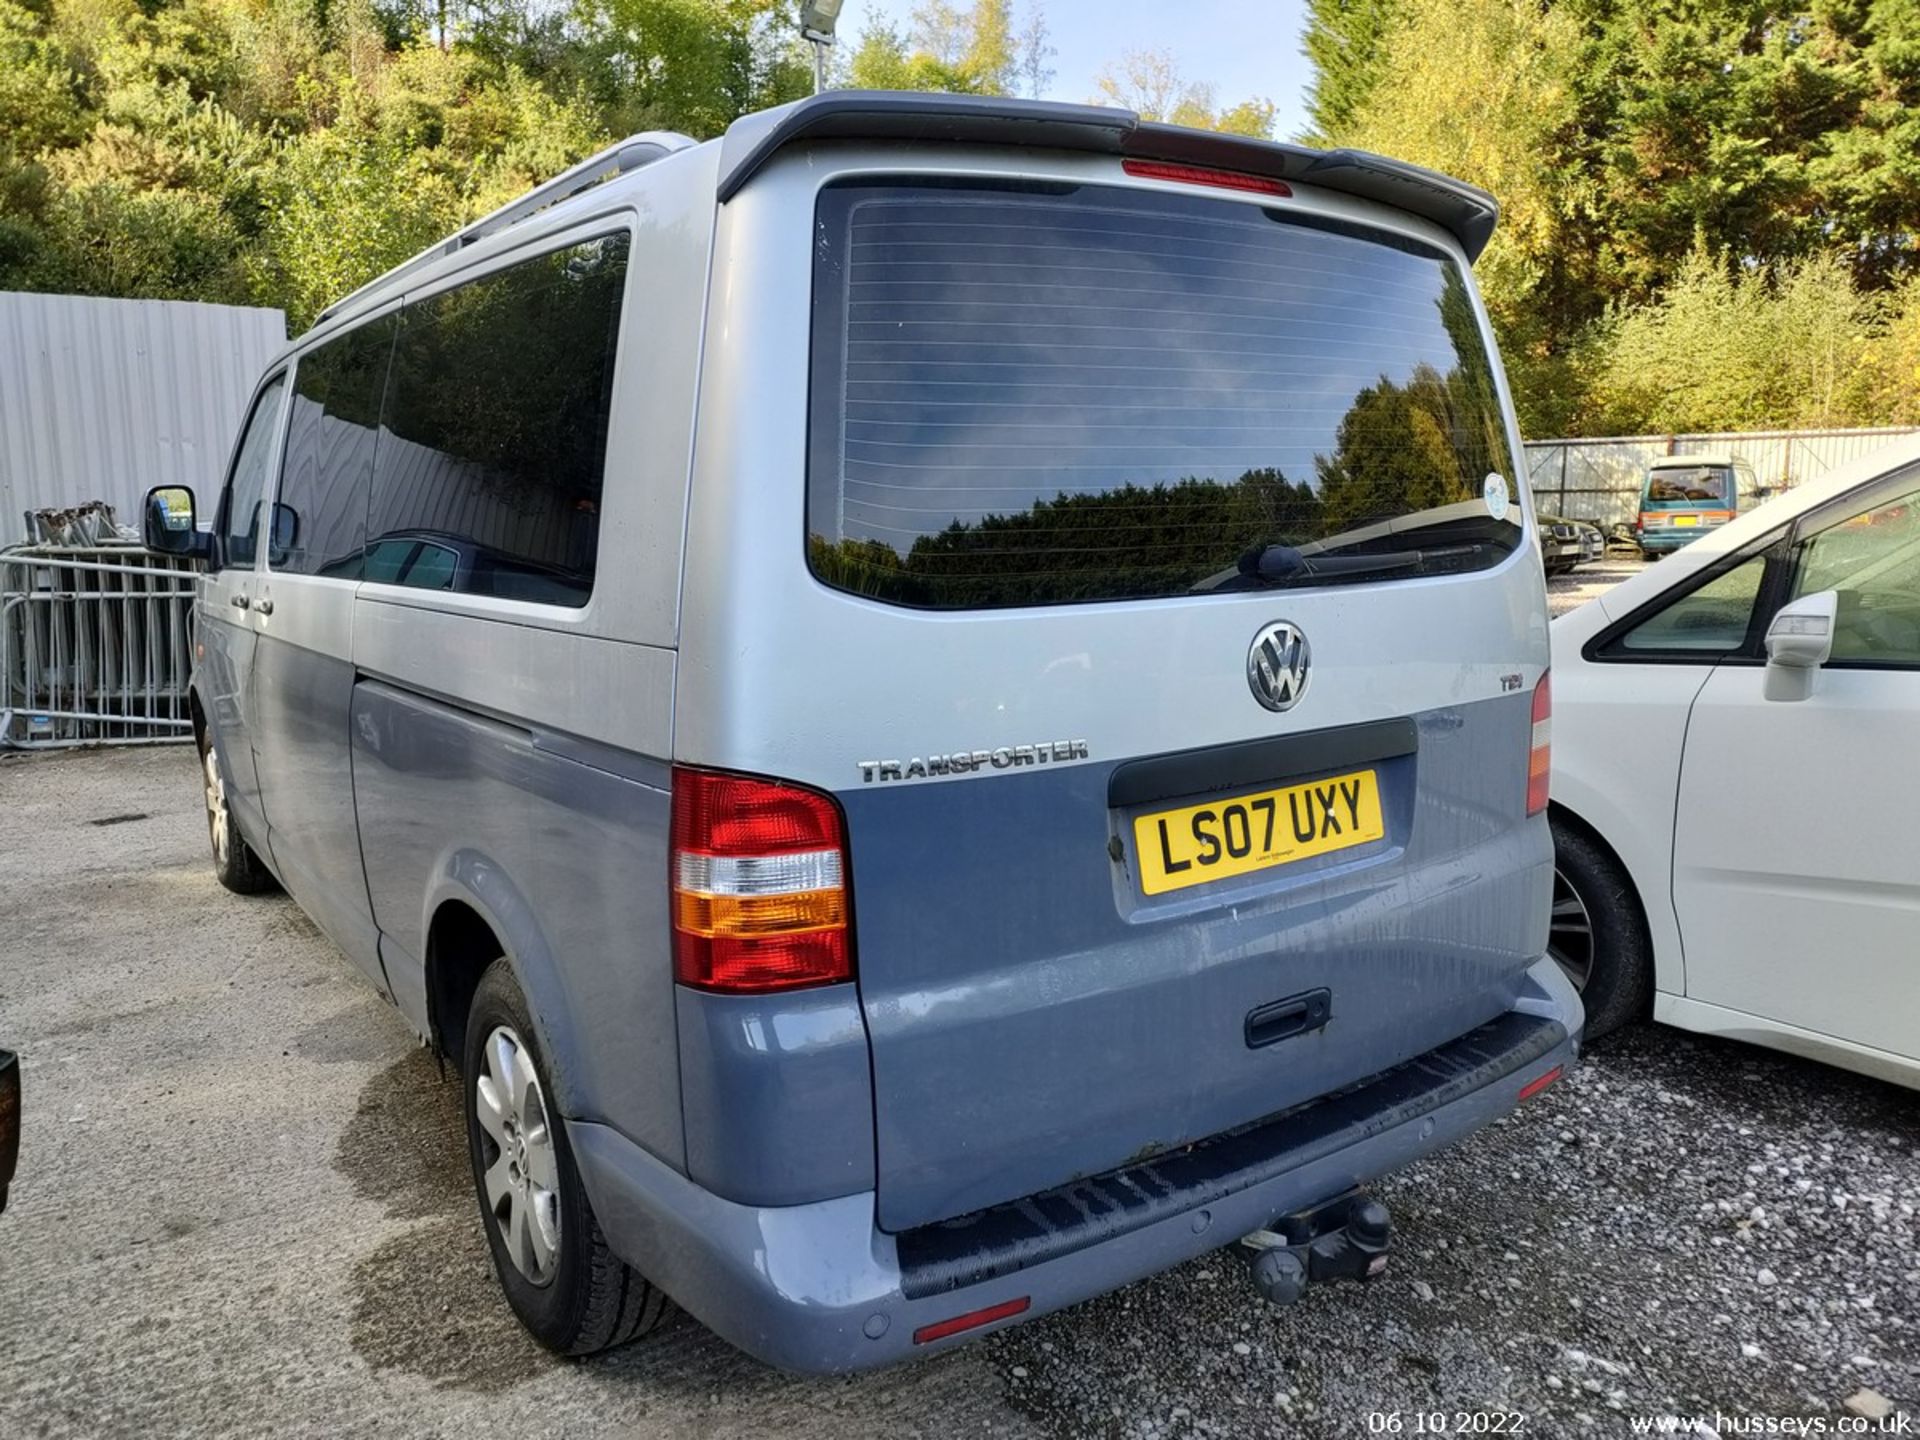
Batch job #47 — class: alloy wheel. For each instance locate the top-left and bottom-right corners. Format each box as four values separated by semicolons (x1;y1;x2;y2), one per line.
1547;865;1594;993
202;743;229;864
474;1025;561;1286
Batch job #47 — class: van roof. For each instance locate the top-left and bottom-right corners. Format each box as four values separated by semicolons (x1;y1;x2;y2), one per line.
314;91;1500;334
1648;452;1737;470
715;92;1500;258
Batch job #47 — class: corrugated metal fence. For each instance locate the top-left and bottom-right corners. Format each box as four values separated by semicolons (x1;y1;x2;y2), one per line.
0;292;286;546
1523;427;1920;529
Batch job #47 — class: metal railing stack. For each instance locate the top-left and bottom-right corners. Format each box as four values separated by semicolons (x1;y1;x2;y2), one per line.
1;542;198;749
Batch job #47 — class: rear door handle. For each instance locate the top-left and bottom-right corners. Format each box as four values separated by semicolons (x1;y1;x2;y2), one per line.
230;594;251;610
1245;989;1333;1049
254;597;274;616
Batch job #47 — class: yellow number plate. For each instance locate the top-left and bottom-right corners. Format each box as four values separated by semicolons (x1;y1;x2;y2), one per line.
1132;769;1385;897
1672;514;1699;526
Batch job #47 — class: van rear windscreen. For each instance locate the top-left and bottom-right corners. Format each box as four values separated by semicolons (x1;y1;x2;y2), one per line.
805;180;1523;609
1647;467;1735;505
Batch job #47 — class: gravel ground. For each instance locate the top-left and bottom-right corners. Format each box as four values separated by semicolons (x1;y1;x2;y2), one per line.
1548;554;1646;618
2;557;1913;1439
991;1033;1917;1437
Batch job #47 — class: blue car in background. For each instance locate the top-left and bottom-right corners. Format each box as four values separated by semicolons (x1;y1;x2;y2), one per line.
1635;452;1756;554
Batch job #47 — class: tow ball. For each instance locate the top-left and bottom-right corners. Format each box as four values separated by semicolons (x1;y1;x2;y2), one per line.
1237;1192;1392;1307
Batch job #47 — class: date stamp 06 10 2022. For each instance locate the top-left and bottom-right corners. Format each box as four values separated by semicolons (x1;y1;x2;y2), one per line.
1365;1411;1915;1437
1365;1414;1528;1435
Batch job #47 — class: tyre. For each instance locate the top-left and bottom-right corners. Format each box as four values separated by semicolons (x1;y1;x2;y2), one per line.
462;958;668;1355
1548;815;1654;1041
198;732;274;895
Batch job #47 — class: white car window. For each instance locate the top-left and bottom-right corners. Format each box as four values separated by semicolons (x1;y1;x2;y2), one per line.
1793;487;1920;666
1617;549;1768;655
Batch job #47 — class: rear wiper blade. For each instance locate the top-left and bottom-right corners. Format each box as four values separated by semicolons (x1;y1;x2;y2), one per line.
1187;540;1504;594
1240;544;1424;587
1231;540;1503;589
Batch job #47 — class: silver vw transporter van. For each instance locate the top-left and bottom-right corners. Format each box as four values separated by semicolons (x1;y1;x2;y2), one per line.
145;92;1579;1371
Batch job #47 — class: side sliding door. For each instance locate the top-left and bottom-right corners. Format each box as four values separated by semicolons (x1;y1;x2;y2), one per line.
251;310;399;993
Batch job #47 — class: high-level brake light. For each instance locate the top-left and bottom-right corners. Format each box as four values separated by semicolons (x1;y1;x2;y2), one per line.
1122;159;1291;197
670;766;853;993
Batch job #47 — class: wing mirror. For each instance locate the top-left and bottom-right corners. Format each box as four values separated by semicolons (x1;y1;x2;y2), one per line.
142;485;209;562
267;503;299;567
1763;589;1838;702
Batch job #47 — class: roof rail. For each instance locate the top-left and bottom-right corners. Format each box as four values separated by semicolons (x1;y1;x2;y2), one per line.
315;130;696;326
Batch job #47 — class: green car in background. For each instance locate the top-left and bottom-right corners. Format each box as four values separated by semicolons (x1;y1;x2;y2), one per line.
1635;452;1757;555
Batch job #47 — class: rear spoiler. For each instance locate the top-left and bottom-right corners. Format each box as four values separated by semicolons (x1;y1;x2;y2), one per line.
715;91;1499;262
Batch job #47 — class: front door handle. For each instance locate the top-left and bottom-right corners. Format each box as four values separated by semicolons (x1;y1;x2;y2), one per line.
254;597;275;617
230;594;251;610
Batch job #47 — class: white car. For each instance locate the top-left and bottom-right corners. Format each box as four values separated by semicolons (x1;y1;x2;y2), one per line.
1548;436;1920;1090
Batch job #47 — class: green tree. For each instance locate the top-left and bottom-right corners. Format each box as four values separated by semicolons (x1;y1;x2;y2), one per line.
845;0;1049;96
1309;0;1920;436
1323;0;1587;434
573;0;811;137
0;0;806;326
1300;0;1397;142
1583;251;1887;434
1090;47;1275;137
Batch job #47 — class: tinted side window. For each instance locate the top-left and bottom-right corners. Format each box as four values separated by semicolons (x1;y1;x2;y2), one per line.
218;372;287;571
1792;486;1920;666
279;316;397;577
368;233;630;608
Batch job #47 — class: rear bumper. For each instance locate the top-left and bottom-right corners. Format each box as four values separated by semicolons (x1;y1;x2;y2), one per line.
572;954;1582;1374
1637;529;1705;552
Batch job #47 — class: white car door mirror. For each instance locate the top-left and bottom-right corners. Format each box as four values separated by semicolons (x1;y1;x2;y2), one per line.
1763;589;1838;701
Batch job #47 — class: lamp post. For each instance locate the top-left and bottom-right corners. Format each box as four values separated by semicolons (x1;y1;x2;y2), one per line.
800;0;843;94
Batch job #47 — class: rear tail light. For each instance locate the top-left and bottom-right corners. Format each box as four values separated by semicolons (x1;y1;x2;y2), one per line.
1121;158;1291;197
1527;673;1551;816
670;766;853;993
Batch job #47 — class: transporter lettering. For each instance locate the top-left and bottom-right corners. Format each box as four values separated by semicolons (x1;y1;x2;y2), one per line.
858;739;1090;784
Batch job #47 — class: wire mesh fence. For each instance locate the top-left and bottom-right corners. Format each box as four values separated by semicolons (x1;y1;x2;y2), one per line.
1522;426;1920;530
1;544;198;749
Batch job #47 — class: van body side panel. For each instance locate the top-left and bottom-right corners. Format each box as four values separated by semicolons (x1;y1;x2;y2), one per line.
327;163;714;1162
350;675;685;1168
195;592;268;851
250;574;387;990
350;600;676;758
